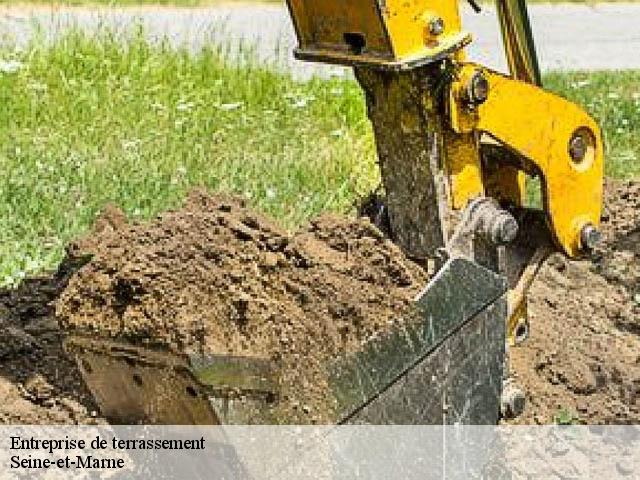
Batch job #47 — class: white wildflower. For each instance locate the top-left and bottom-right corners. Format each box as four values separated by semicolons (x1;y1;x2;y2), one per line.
25;259;40;272
292;98;309;109
285;93;315;109
0;60;23;74
176;101;195;112
28;82;47;93
570;80;590;89
217;102;244;111
121;139;141;150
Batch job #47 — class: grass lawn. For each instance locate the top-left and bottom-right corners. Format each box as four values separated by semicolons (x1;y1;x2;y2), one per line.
0;30;638;287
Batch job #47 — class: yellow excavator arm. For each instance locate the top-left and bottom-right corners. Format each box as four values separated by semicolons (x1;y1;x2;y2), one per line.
285;0;604;342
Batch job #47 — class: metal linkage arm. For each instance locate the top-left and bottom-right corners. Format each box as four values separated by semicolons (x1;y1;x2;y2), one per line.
449;64;604;257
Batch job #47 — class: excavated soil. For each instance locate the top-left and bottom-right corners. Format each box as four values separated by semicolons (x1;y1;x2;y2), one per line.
0;180;639;425
55;191;429;423
509;179;640;424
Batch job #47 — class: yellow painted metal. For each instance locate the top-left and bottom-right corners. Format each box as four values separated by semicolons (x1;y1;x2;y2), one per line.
285;0;471;68
284;0;606;364
384;0;465;60
450;64;604;257
484;164;527;206
444;76;485;209
448;68;526;209
507;299;528;347
482;145;527;207
444;130;484;210
494;0;542;208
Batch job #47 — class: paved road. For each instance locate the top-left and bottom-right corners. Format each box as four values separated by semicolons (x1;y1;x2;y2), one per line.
1;3;639;78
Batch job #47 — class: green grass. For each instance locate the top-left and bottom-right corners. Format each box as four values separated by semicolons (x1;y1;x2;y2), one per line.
554;408;581;425
0;30;638;287
0;29;377;286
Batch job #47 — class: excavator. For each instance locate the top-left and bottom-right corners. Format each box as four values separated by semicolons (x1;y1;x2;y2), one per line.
64;0;603;425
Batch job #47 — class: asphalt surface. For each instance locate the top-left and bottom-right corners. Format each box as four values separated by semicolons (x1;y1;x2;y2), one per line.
1;3;639;78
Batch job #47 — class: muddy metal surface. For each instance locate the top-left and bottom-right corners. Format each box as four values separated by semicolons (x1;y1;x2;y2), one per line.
1;4;640;78
1;181;639;424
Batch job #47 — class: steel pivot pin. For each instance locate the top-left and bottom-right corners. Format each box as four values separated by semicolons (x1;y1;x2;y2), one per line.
569;134;588;163
465;70;490;106
428;16;445;36
580;223;601;251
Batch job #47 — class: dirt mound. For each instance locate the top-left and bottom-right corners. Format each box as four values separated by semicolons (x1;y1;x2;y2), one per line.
1;180;639;425
509;180;640;424
55;191;428;422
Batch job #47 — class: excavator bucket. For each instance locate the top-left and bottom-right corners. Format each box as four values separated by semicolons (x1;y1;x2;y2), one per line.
65;258;507;425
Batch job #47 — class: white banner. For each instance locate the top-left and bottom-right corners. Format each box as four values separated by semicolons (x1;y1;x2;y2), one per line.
1;426;638;479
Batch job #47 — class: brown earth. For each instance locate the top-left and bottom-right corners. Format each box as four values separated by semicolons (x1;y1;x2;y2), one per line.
0;181;638;425
56;191;429;423
508;179;640;424
0;260;102;424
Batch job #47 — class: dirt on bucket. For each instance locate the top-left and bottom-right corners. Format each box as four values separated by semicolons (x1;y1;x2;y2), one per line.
0;181;639;425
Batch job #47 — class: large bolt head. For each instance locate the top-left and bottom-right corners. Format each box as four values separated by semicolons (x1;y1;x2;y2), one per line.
465;70;490;106
491;212;519;245
428;16;445;36
580;224;602;251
